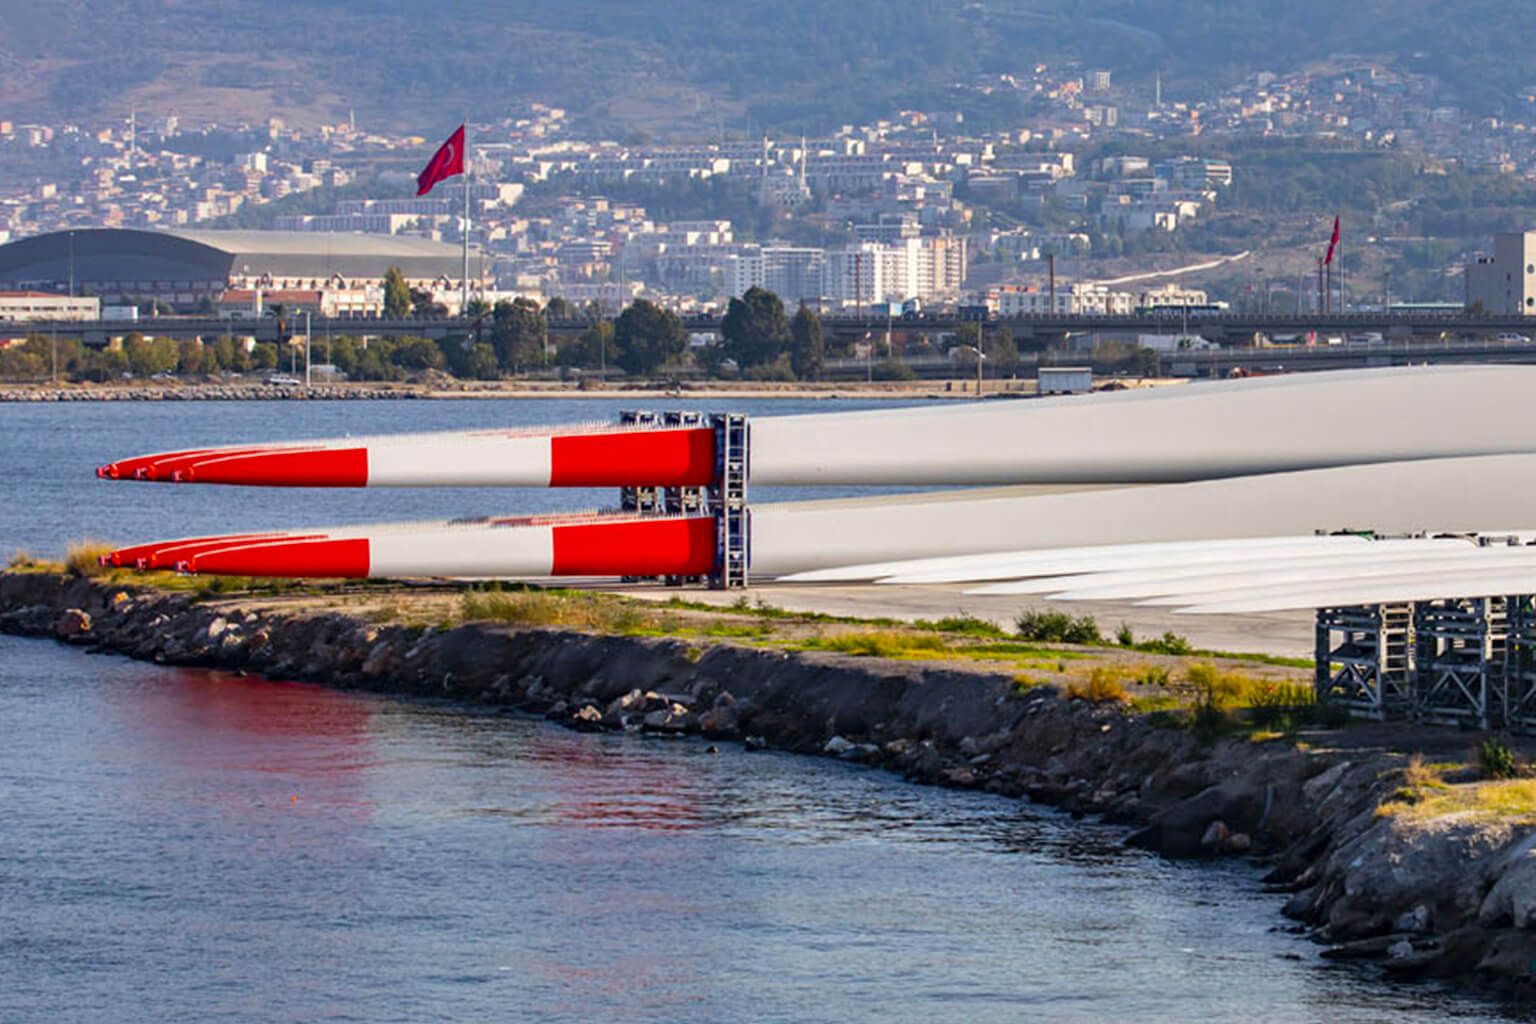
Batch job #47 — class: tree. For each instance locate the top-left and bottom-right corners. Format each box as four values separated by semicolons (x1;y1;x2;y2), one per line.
789;304;825;380
721;285;790;369
613;299;686;376
382;266;411;318
124;334;178;376
544;296;574;320
391;336;445;371
328;336;362;375
465;343;500;380
555;321;612;369
250;342;279;370
176;339;206;375
490;298;547;373
986;323;1020;377
206;335;245;372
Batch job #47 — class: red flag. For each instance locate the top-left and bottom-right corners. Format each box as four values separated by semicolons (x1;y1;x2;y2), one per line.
1324;215;1340;266
416;124;465;196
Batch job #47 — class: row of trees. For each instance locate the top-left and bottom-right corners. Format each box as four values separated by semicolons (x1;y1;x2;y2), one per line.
0;334;285;382
1;287;1028;384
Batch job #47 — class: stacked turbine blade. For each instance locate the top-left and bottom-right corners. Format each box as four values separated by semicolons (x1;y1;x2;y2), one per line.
91;365;1536;583
101;514;718;579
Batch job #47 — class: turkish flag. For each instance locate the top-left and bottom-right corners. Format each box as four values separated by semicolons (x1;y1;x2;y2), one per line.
417;124;465;196
1324;215;1340;266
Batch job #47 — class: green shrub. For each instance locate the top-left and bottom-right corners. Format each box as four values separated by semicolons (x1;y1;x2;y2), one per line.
1014;609;1103;645
1115;622;1135;646
1138;631;1193;656
1479;736;1521;780
918;614;1007;638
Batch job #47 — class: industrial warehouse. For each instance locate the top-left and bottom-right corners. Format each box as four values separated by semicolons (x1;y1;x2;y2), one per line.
0;228;481;315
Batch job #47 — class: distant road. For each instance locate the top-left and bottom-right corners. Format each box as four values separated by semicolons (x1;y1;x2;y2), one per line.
1090;251;1252;288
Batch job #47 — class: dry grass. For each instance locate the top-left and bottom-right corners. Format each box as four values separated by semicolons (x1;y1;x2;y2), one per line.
64;538;115;578
1379;778;1536;823
1186;663;1315;710
804;630;948;658
458;589;650;633
5;550;60;573
1066;666;1131;704
1403;753;1456;793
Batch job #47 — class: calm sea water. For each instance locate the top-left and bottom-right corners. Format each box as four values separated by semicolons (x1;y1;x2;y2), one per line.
0;399;1526;1022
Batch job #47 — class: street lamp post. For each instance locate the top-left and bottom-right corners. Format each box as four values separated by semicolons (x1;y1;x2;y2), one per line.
976;330;984;396
304;310;312;387
957;343;986;395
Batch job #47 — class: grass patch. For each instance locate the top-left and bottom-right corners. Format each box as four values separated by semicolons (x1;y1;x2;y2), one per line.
5;550;61;573
64;538;115;578
1012;675;1051;694
1378;778;1536;823
802;631;948;658
459;590;653;633
1186;663;1315;711
697;621;772;639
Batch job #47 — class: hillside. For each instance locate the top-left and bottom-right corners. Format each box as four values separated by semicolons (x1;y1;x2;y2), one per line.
0;1;1524;133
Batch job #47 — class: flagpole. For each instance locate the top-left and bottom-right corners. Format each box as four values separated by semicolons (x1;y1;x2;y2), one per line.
461;120;470;318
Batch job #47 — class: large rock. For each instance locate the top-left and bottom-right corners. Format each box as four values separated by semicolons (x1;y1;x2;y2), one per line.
641;703;695;733
1319;816;1521;940
54;608;91;640
698;692;741;739
1479;832;1536;929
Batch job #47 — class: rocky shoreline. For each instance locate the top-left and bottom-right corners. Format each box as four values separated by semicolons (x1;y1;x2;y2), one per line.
2;569;1532;1001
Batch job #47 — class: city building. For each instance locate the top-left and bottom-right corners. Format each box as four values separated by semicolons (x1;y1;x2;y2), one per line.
0;228;480;312
1138;283;1211;308
0;291;100;321
726;246;826;304
1465;232;1536;314
995;282;1135;315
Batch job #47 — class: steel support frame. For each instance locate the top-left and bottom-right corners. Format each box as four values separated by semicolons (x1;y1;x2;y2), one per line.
1314;603;1415;720
710;413;749;590
1414;597;1508;730
1502;596;1536;735
616;410;749;589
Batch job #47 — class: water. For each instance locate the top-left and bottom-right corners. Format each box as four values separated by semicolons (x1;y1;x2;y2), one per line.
0;399;1527;1021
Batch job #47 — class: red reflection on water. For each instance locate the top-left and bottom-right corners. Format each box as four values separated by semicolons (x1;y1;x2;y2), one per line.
154;670;372;752
115;666;378;820
523;731;708;832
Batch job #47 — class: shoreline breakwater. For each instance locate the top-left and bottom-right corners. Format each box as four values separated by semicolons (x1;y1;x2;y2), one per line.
2;569;1533;1001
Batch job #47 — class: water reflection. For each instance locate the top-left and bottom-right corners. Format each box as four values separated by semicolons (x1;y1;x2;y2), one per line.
0;639;1526;1024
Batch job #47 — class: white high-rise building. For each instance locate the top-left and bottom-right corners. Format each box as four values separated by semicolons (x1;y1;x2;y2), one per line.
726;235;966;307
726;246;825;303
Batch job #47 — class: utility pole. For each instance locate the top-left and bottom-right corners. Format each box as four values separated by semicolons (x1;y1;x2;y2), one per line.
1048;252;1057;313
304;310;312;387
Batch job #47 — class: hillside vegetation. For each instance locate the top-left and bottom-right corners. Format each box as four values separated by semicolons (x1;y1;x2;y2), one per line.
0;1;1525;133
